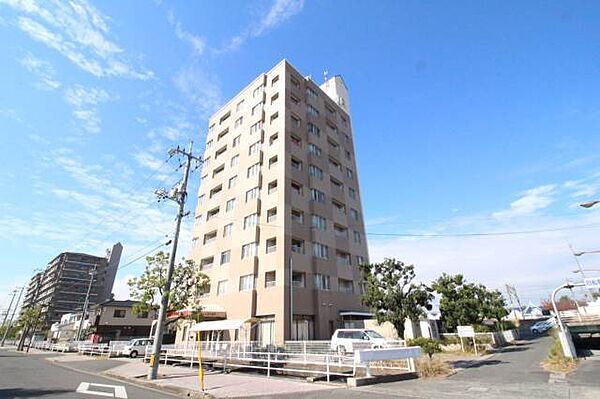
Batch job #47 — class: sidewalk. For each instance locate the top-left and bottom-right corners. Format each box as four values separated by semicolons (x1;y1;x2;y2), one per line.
105;361;342;398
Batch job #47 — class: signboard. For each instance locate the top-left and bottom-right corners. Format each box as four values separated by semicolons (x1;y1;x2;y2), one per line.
457;325;475;338
584;277;600;289
354;346;422;363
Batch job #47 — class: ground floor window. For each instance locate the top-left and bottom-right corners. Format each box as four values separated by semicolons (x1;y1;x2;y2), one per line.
257;316;275;346
291;315;314;340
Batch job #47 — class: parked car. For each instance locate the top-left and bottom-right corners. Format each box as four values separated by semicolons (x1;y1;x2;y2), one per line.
530;318;556;335
330;329;387;355
122;338;153;358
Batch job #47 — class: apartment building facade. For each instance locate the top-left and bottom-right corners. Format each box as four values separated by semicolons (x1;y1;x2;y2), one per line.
188;60;369;343
23;243;123;327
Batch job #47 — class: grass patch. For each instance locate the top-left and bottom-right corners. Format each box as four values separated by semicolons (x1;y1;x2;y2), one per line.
415;356;453;378
541;333;578;374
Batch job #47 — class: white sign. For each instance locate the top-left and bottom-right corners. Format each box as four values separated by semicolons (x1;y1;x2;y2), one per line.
354;346;422;363
584;277;600;289
457;325;475;338
76;382;128;398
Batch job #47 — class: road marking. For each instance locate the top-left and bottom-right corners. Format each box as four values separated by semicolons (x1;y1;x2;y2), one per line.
76;382;128;398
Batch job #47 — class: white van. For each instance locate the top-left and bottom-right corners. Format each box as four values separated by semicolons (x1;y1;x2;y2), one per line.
122;338;153;358
330;329;387;355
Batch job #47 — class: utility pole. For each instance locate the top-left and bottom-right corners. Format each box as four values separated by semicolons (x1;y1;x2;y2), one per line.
1;290;18;329
1;286;24;346
76;265;97;342
148;142;201;380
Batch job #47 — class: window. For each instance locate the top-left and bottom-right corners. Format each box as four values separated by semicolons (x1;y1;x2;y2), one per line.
203;230;217;244
249;140;262;155
236;99;244;111
348;187;357;199
291;209;304;224
325;104;336;116
336;251;351;266
250;121;263;135
291;238;305;254
217;280;228;296
212;164;225;177
270;93;279;104
314;274;330;290
354;231;361;244
313;242;329;259
220;250;231;265
269;156;278;169
358;281;368;295
307;104;320;117
241;242;258;258
245;187;260;202
266;238;277;253
350;208;359;221
267;207;277;222
308;143;322;157
356;256;366;265
265;271;276;288
311;214;327;231
232;135;241;147
268;180;278;194
271;75;279;86
239;274;255;291
306;87;318;100
269;133;279;146
332;199;346;214
223;223;233;237
290;134;302;147
290;93;300;105
208;124;215;134
327;122;338;135
291;181;303;196
234;116;243;129
338;279;354;293
307;122;322;137
198;284;210;298
206;207;220;221
334;224;348;238
291;114;301;128
210;184;222;198
137;311;149;319
345;150;351;160
328;138;340;150
291;157;303;171
230;155;240;167
308;164;324;180
346;168;354;180
200;256;214;270
243;213;259;229
247;162;261;178
191;237;199;248
251;102;263;116
218;129;229;142
329;157;341;171
113;309;126;318
228;175;238;189
292;271;305;288
219;111;231;124
252;85;264;98
341;115;348;127
310;188;325;203
198;194;205;205
291;76;300;89
331;177;344;190
226;198;236;212
270;112;279;123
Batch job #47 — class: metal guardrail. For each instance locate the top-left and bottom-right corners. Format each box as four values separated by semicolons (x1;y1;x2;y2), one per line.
143;340;413;382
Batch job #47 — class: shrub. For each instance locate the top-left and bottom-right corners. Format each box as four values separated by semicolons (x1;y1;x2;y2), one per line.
415;357;452;378
407;337;442;359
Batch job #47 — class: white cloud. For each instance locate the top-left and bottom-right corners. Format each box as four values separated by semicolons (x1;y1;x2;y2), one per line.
219;0;304;52
171;18;205;57
111;274;134;300
63;84;111;134
134;151;164;170
173;63;221;118
493;184;557;219
2;0;153;79
20;52;61;90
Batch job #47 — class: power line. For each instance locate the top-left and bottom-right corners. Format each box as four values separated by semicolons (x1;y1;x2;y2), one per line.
118;240;172;271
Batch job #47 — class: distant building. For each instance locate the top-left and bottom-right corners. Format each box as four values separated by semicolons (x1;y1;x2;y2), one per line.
505;300;545;321
22;243;123;327
87;300;157;343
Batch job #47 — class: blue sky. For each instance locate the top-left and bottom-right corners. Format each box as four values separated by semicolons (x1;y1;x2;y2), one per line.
1;0;600;309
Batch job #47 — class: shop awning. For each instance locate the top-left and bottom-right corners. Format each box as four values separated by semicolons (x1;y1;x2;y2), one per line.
339;311;374;318
190;319;249;332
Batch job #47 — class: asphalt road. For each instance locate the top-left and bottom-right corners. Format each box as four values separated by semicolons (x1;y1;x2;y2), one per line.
0;348;176;399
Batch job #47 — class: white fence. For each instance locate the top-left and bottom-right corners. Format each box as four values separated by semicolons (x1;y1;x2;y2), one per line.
77;341;130;357
143;340;413;382
440;329;519;347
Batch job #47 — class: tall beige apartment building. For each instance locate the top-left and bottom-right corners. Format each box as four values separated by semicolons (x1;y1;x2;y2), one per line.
187;59;369;344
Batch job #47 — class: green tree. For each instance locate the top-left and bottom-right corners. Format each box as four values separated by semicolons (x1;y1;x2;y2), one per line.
432;273;508;332
16;306;45;351
359;258;433;338
127;251;209;322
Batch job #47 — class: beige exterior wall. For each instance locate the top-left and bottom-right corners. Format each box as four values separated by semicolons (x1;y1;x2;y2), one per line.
189;60;369;343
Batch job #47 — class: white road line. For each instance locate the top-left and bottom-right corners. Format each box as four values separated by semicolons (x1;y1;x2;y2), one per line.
76;382;128;398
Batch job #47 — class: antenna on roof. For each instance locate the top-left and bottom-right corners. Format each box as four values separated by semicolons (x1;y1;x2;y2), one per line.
323;69;328;83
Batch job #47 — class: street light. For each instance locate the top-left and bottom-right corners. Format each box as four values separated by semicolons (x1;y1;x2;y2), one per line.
580;200;600;208
572;269;600;274
551;282;585;358
573;250;600;257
